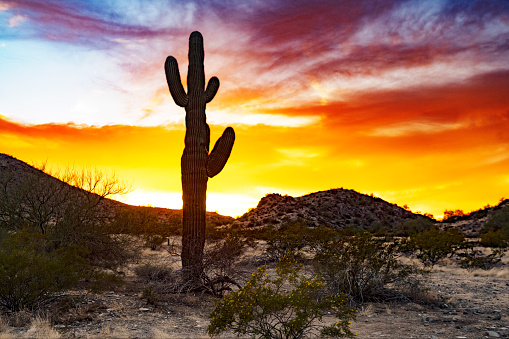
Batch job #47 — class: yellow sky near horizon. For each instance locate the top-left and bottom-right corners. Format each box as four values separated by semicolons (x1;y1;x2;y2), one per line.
1;114;508;219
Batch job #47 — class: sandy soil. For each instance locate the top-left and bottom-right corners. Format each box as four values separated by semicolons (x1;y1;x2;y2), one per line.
1;245;508;339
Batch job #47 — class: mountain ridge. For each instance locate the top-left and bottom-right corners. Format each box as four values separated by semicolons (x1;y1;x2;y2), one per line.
0;153;234;227
230;188;432;232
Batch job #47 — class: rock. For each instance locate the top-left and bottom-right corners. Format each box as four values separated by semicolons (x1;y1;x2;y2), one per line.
430;335;439;339
493;312;502;321
138;307;150;312
487;331;500;338
462;325;476;332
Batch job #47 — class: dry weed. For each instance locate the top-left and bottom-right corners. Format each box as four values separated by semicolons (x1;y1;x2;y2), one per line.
0;333;16;339
25;316;61;339
152;328;174;338
7;311;32;328
359;304;375;316
83;324;130;338
472;267;509;279
436;264;509;279
0;315;8;332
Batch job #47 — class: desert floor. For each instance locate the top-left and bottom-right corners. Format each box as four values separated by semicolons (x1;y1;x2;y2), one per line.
1;242;508;339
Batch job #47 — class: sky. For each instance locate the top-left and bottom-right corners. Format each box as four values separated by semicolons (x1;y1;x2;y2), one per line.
1;0;509;218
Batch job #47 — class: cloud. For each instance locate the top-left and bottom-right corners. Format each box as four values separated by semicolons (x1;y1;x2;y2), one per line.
2;0;190;47
225;0;509;86
0;1;12;11
368;121;466;137
8;14;25;26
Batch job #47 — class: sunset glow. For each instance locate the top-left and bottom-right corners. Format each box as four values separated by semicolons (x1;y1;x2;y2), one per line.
1;0;508;218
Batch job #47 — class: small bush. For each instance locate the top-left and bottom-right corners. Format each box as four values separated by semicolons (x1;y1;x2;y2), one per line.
442;209;465;222
396;218;435;236
264;222;309;261
141;286;159;305
28;316;62;339
313;232;416;304
134;264;175;284
133;263;180;302
208;259;356;338
0;230;87;311
482;205;509;236
202;232;254;296
405;228;467;267
459;248;506;270
480;230;508;248
263;221;337;262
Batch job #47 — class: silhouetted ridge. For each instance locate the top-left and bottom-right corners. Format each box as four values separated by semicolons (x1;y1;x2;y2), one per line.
0;153;234;226
232;188;431;232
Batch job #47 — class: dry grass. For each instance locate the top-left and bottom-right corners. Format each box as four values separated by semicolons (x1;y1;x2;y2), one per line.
0;332;16;339
358;304;375;316
27;316;61;339
0;315;7;332
0;315;15;339
89;325;130;338
435;263;509;278
0;316;61;339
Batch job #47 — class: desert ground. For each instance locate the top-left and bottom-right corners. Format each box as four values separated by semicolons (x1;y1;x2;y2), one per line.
0;240;507;339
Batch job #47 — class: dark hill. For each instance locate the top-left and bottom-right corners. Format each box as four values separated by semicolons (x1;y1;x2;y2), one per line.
0;153;234;228
440;199;509;237
230;188;432;232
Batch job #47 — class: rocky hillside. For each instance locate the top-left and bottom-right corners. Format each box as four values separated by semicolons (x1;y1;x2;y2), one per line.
230;188;431;232
441;199;509;237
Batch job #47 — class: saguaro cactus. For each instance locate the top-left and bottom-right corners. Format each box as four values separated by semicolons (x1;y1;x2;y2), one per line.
165;31;235;285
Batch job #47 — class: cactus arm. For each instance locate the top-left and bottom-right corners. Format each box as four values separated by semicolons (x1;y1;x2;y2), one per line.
206;127;235;178
164;56;188;107
205;77;220;103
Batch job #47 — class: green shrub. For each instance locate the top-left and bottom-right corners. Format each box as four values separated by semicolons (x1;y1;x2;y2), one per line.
264;222;309;261
480;230;508;248
313;232;415;304
208;259;356;338
482;205;509;235
406;228;467;267
459;248;506;270
0;230;87;311
264;221;338;262
0;166;138;271
338;226;363;236
396;218;435;236
141;286;159;305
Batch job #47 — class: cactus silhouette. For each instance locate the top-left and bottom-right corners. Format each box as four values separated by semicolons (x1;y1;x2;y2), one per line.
165;31;235;284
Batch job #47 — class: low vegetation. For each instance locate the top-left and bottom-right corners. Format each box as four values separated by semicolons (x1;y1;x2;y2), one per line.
208;258;356;338
404;228;467;268
313;232;418;305
0;166;132;311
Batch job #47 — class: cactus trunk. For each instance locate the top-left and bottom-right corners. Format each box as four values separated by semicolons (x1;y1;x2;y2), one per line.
165;31;235;285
